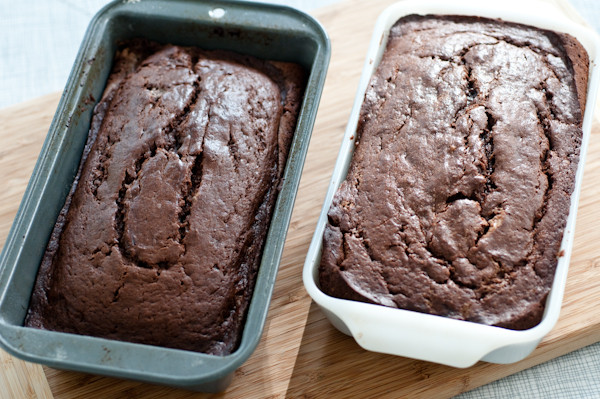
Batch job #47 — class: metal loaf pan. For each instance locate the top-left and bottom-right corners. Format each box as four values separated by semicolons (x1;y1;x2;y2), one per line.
303;0;600;367
0;0;329;392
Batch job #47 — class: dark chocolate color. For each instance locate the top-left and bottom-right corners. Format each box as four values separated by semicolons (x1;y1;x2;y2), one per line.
25;40;305;354
319;15;589;330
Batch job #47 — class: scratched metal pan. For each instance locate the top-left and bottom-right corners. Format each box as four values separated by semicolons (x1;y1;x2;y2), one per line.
0;0;329;392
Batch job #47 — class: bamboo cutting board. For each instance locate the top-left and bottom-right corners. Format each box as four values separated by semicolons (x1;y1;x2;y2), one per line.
1;0;600;398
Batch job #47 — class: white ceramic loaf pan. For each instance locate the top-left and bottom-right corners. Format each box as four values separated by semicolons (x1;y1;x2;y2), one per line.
303;0;600;367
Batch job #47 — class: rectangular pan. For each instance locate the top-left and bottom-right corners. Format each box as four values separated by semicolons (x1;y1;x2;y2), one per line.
0;0;329;392
303;0;600;367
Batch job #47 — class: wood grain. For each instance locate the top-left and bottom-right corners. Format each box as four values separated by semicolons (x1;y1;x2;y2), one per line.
0;94;57;399
1;0;600;398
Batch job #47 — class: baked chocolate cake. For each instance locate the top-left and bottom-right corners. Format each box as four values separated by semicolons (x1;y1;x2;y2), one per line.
25;40;305;354
319;15;588;330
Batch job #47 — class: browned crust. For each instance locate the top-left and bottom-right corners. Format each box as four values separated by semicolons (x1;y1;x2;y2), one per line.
559;32;590;119
25;41;306;355
318;15;590;331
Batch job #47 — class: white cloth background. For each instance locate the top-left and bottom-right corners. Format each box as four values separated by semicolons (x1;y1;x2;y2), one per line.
1;0;599;397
